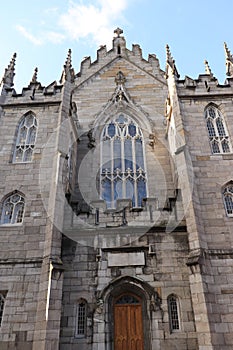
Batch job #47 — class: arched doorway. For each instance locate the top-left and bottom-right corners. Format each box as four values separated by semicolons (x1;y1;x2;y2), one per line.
98;276;158;349
114;293;144;350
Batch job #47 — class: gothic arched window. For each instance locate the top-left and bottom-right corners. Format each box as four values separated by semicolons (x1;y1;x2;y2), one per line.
100;114;147;209
0;293;5;326
75;299;87;338
204;105;231;154
167;294;180;332
223;183;233;217
13;112;38;162
0;192;25;225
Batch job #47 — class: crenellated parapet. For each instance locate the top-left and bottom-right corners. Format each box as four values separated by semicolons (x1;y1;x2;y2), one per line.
0;50;75;105
1;79;63;106
75;28;166;88
166;43;233;98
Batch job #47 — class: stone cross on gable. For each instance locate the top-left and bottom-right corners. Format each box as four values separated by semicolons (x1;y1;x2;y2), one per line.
114;27;123;37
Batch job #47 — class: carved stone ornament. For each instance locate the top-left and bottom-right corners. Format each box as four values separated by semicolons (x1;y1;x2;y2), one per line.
87;129;95;148
96;298;104;314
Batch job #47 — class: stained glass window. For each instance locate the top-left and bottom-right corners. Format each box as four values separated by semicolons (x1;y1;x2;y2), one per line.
205;106;231;154
223;184;233;217
13;113;37;162
115;294;140;304
100;114;147;208
0;193;25;224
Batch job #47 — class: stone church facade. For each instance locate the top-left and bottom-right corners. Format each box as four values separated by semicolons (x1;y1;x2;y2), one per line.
0;28;233;349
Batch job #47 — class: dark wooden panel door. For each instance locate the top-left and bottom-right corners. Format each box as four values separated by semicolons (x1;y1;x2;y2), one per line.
114;295;144;350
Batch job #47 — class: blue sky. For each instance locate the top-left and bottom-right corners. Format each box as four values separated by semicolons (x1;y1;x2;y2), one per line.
1;0;233;91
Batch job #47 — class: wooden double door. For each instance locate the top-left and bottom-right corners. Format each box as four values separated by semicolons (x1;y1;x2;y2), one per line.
114;294;144;350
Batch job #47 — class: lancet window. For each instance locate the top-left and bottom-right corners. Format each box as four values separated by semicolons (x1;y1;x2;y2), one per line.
167;294;180;332
0;192;25;225
0;293;5;326
13;112;38;162
75;299;87;338
100;114;147;209
205;105;231;154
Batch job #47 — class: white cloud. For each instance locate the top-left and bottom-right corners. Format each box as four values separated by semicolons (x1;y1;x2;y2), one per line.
15;0;129;47
16;25;65;46
16;25;43;46
59;0;128;47
46;31;65;44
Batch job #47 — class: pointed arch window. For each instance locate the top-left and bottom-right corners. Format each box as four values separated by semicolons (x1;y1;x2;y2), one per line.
75;299;87;338
0;293;5;326
167;294;180;332
13;112;38;162
0;192;25;225
205;105;231;154
223;183;233;217
100;114;147;209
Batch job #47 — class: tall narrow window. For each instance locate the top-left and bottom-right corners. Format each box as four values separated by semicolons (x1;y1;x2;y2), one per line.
167;294;180;332
223;183;233;217
75;299;87;338
205;105;231;154
13;112;37;162
0;294;5;326
0;192;25;224
100;114;147;208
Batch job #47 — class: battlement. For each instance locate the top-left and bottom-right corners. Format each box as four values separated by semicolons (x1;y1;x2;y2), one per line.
1;80;63;106
75;28;166;87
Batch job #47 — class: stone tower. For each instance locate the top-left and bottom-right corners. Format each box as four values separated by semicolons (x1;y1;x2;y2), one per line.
0;29;233;350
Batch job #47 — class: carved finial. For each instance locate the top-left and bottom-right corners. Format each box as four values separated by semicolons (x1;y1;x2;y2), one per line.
166;45;172;63
114;27;123;37
60;49;74;84
64;49;72;70
165;45;179;78
1;52;17;89
224;42;233;77
31;67;38;84
113;71;128;103
204;60;212;75
115;71;126;85
224;42;231;59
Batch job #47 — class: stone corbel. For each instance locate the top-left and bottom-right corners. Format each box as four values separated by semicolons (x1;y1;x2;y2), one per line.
148;133;156;148
87;129;95;148
95;298;104;314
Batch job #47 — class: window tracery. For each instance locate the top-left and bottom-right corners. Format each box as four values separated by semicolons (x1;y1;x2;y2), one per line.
0;192;25;225
100;114;147;209
205;106;231;154
13;113;37;162
223;183;233;217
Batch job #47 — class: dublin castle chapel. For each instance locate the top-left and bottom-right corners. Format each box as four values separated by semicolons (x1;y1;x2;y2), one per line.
0;28;233;350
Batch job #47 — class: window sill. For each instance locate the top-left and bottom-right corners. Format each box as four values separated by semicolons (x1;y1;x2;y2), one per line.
12;161;33;164
131;207;143;212
0;223;23;227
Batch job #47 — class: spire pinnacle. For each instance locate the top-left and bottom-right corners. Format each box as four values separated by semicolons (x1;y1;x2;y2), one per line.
30;67;38;84
204;60;212;75
64;49;72;70
166;45;179;78
224;42;233;77
60;49;74;84
1;52;17;89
